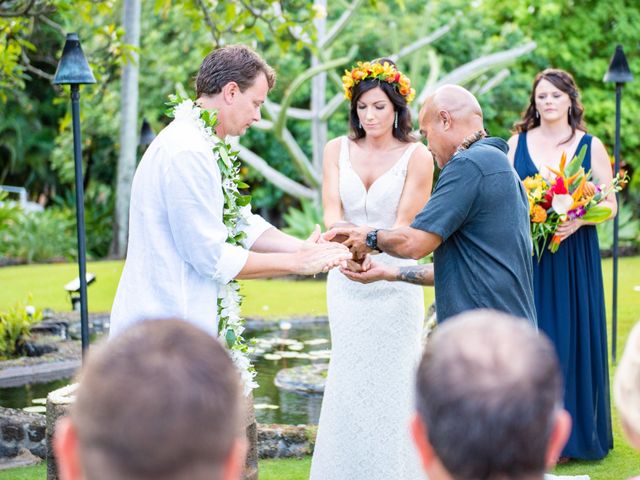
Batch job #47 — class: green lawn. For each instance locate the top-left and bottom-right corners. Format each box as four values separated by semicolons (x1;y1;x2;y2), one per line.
0;458;313;480
0;257;639;479
0;259;436;317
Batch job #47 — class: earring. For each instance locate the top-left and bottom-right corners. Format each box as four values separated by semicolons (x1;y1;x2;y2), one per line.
535;109;539;120
394;111;398;129
359;121;362;129
568;106;572;116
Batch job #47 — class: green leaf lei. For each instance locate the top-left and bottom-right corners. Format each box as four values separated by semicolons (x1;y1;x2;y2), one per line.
167;93;257;395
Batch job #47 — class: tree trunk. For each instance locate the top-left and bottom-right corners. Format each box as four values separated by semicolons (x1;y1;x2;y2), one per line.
112;0;141;258
311;0;327;177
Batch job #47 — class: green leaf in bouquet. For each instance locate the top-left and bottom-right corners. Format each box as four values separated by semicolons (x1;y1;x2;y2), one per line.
236;181;250;189
581;205;612;223
565;144;587;178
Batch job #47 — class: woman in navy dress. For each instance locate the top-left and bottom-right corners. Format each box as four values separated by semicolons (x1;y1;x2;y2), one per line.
507;68;615;461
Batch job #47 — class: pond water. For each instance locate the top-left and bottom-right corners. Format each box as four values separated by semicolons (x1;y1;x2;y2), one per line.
250;321;330;425
0;321;331;425
0;378;70;413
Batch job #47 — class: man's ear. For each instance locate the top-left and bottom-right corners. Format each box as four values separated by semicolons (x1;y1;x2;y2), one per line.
222;437;248;480
545;409;572;469
53;417;84;480
222;81;240;104
411;413;435;472
439;110;452;131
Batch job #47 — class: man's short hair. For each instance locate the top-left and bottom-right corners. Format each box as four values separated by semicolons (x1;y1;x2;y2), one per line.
416;310;562;479
196;44;276;98
71;319;243;480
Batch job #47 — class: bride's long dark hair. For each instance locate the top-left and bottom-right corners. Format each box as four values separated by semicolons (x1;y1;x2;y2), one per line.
348;59;417;143
513;68;587;145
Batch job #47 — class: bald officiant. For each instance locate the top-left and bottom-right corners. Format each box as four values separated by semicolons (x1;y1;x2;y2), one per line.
327;85;537;326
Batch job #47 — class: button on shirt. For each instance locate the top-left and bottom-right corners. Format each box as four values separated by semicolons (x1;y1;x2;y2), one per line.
109;117;272;338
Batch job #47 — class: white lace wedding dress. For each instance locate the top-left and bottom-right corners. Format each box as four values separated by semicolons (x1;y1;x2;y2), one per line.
310;137;426;480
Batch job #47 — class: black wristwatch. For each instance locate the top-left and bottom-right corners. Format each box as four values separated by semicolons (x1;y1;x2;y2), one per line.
365;229;380;251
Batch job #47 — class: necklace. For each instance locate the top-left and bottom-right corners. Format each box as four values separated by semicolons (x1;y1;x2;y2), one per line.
168;93;257;396
455;129;487;155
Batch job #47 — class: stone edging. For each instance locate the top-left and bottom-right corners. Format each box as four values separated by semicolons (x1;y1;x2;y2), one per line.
1;404;317;462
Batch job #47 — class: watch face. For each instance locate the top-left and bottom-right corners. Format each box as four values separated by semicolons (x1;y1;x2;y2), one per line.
366;230;377;249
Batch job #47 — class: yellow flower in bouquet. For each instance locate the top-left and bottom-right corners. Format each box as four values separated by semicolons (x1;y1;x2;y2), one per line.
530;204;548;223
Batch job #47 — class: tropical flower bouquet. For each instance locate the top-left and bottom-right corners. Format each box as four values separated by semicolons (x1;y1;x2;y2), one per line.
523;145;625;258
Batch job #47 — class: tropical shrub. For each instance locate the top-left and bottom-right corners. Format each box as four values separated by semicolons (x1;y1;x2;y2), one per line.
0;298;42;359
282;200;324;239
597;203;640;253
1;208;76;263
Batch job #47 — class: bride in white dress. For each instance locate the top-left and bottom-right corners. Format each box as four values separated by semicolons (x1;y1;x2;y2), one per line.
310;59;433;480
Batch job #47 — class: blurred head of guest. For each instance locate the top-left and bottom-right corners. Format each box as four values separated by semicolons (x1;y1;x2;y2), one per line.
412;310;571;480
615;322;640;450
54;319;246;480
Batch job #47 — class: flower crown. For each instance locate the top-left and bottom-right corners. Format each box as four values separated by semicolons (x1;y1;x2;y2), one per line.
342;61;416;104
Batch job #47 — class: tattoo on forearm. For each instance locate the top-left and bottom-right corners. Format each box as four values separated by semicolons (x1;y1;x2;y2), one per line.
396;265;434;286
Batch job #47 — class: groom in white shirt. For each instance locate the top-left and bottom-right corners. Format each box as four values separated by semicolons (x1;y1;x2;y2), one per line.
110;45;350;338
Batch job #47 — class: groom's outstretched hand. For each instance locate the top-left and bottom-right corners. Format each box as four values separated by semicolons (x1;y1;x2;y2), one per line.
304;224;324;245
323;225;372;260
294;242;352;275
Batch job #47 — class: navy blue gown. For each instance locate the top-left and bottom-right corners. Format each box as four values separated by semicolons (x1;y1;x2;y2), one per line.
513;132;613;460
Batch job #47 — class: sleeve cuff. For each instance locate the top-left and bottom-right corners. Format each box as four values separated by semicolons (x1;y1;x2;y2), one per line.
238;206;273;248
411;221;450;242
213;243;249;284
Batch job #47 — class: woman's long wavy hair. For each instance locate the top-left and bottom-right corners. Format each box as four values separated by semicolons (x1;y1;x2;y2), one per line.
514;68;587;145
348;59;417;143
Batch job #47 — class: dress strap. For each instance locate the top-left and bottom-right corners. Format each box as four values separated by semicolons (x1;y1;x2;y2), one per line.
338;136;350;169
577;133;593;170
395;142;420;172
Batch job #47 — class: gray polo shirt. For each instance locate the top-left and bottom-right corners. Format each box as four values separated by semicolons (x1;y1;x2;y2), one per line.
411;137;536;326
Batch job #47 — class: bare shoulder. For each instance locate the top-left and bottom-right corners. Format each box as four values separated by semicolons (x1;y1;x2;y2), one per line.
588;134;611;163
506;133;520;163
589;135;608;153
408;142;432;163
323;137;344;165
408;142;434;173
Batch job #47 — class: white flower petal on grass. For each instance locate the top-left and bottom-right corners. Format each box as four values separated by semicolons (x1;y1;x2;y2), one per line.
551;194;574;215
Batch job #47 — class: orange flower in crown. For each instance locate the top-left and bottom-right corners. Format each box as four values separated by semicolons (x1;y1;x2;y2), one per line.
342;61;416;103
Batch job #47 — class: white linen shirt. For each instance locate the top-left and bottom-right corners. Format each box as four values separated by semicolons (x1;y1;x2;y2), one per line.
109;117;272;338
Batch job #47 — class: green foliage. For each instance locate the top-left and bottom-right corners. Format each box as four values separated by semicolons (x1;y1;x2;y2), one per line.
0;297;42;359
282;200;323;239
0;1;121;101
3;0;640;257
597;202;640;251
1;208;76;263
53;184;115;258
0;191;20;234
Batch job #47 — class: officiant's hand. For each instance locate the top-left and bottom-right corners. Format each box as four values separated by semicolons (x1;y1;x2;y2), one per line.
324;225;372;259
294;242;352;275
341;256;398;284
